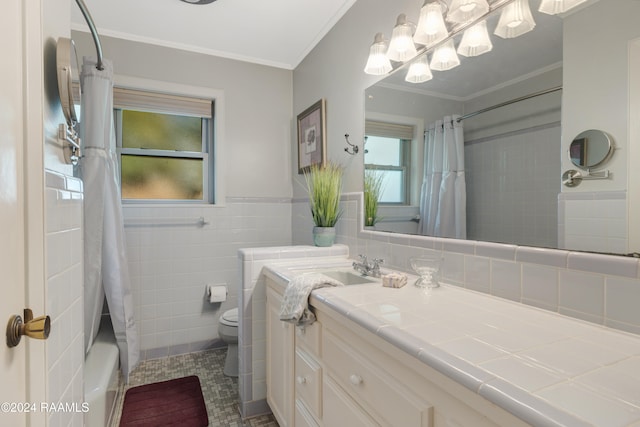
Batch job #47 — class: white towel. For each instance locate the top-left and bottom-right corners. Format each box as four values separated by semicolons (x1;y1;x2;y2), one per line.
279;273;344;326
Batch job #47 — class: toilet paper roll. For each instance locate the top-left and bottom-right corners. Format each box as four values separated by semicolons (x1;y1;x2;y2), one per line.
208;284;227;303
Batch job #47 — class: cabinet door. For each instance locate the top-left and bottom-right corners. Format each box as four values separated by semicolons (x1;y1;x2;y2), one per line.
323;375;380;427
266;285;294;426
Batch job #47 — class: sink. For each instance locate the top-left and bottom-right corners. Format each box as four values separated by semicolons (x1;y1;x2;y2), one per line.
318;270;377;285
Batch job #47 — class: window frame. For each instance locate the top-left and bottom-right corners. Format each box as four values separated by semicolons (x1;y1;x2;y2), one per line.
364;135;412;205
113;88;216;204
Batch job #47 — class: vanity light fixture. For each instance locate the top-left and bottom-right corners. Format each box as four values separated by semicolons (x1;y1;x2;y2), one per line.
387;14;418;62
430;39;461;71
413;1;449;47
363;0;533;77
364;33;393;75
405;55;433;83
494;0;536;39
457;20;493;57
538;0;588;15
447;0;490;24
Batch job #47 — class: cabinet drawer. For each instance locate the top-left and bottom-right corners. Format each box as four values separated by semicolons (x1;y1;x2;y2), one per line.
295;320;321;355
323;375;380;427
295;348;322;419
323;329;433;427
295;399;320;427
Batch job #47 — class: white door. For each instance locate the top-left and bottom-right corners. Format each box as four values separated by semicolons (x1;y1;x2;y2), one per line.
0;0;29;425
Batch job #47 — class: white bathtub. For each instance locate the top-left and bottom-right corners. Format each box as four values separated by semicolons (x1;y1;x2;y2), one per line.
84;317;120;427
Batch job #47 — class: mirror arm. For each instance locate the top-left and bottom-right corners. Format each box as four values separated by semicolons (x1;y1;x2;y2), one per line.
58;124;81;166
562;169;610;187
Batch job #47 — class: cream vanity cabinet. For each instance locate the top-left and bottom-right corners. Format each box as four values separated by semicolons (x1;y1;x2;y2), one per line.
266;277;528;427
266;282;294;426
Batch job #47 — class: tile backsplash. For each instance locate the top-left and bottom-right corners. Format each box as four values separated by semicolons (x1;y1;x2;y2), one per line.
292;192;640;335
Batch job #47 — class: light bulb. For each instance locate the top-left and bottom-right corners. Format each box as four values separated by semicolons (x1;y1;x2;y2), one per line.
457;21;492;57
430;39;460;71
414;1;449;47
405;56;433;83
364;33;392;75
494;0;536;39
387;14;418;62
447;0;490;24
539;0;588;15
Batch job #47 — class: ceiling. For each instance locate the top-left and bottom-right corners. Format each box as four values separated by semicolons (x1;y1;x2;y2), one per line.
70;0;357;70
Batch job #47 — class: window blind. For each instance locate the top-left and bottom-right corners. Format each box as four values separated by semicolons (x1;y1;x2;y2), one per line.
365;120;414;140
113;87;213;118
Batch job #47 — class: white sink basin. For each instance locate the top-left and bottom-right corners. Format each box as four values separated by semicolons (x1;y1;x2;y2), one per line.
317;270;377;285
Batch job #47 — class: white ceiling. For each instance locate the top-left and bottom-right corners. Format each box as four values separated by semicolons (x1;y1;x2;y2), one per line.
70;0;357;70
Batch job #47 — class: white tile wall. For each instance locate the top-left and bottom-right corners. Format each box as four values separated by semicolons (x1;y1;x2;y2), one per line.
559;191;628;254
45;170;84;427
465;124;560;248
237;244;349;418
122;198;292;360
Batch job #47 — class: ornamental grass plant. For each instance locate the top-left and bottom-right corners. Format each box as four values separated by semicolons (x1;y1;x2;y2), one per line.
304;162;343;227
364;169;385;227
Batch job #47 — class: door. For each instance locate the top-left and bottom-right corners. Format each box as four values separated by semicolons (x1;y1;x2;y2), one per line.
0;0;29;425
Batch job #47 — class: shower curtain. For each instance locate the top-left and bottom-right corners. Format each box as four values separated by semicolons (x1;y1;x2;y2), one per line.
80;58;139;381
418;115;466;239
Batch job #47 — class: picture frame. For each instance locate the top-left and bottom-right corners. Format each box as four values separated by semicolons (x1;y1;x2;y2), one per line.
297;99;326;174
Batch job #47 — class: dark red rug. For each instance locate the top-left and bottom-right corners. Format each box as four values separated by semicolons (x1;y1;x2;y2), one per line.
119;375;209;427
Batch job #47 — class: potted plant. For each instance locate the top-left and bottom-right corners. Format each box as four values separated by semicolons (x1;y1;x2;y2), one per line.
304;162;343;246
364;169;385;228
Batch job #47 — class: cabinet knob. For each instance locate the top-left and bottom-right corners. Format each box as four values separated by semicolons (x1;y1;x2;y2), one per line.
349;374;363;385
296;376;307;385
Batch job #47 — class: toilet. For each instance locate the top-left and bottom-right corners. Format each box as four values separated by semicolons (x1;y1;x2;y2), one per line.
218;308;239;377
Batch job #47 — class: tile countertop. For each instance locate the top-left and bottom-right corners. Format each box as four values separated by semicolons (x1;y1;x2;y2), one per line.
263;260;640;427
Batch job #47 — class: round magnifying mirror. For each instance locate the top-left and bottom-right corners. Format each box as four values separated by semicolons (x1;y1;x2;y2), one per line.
56;37;81;128
568;129;613;169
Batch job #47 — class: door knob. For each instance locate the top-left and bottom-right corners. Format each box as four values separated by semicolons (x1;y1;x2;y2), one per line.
6;308;51;348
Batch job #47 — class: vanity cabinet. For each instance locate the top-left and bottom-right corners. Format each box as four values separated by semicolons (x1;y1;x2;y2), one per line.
266;285;294;426
265;276;528;427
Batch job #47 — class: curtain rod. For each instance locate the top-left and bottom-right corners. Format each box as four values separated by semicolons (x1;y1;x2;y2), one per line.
457;86;563;123
75;0;104;71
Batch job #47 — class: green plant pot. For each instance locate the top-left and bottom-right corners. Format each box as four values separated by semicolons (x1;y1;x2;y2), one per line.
313;226;336;247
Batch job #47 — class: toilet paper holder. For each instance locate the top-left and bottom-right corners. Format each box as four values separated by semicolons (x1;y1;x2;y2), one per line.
207;284;227;303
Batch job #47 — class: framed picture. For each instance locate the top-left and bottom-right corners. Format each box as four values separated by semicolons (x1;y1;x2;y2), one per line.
297;99;326;174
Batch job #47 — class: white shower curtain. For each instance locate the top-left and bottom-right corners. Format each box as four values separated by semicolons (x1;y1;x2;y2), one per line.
418;115;466;239
80;58;139;381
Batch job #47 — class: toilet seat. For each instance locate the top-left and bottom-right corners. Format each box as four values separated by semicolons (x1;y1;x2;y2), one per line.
220;308;238;327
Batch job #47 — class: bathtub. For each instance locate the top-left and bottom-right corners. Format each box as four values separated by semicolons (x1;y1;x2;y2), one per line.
84;317;120;427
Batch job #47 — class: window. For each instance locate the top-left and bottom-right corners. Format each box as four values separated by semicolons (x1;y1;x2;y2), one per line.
364;120;414;204
114;87;214;203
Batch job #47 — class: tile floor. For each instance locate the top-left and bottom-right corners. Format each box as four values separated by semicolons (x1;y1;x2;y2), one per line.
111;348;279;427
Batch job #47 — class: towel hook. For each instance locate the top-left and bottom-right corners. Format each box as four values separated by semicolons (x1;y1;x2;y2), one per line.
344;134;359;155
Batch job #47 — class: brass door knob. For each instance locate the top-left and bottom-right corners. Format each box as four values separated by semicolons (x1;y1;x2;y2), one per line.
6;308;51;348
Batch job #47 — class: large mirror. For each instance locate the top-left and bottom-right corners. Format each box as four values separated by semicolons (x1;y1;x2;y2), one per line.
364;0;637;255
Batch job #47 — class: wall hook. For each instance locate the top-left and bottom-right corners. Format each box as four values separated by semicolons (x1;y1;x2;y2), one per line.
344;134;359;155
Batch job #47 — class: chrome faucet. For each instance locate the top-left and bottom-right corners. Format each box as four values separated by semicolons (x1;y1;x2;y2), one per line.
352;254;384;278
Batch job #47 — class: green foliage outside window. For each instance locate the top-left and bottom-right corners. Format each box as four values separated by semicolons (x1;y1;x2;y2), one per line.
120;110;206;200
